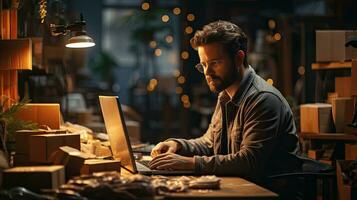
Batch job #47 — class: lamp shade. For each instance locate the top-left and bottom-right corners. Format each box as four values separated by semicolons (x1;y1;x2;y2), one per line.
65;35;95;48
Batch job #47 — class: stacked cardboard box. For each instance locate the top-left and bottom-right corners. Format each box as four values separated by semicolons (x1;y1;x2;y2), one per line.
300;104;334;133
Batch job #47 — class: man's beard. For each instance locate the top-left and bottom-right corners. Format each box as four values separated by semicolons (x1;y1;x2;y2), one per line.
206;65;239;93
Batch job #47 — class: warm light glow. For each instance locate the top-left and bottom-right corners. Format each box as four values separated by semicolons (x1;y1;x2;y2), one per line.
66;42;95;48
177;76;186;84
183;102;191;108
187;13;195;21
181;51;189;59
149;41;157;48
162;15;170;23
165;35;173;43
265;35;273;43
181;94;189;102
141;2;150;10
268;19;276;29
173;69;180;77
150;78;158;86
173;7;181;15
267;78;274;85
176;86;183;94
185;26;193;34
298;66;305;75
274;33;281;41
154;48;162;56
66;35;96;48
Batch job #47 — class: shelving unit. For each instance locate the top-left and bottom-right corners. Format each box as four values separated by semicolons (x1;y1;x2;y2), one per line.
300;132;357;141
311;61;352;70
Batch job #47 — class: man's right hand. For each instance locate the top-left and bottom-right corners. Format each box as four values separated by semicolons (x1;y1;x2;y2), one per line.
150;140;181;158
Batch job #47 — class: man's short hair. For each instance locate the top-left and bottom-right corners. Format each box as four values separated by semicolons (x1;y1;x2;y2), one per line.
190;20;248;68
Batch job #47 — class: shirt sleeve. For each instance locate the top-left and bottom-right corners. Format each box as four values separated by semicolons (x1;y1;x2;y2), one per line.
165;103;221;157
194;92;285;180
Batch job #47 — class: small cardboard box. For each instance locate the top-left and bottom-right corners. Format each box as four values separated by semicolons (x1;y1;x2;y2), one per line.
331;97;354;133
2;165;65;192
29;133;80;163
335;77;352;98
15;129;66;154
300;103;334;133
15;103;61;129
316;30;357;62
81;159;121;174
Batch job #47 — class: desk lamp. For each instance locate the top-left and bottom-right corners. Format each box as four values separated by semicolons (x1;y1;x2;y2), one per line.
50;14;95;48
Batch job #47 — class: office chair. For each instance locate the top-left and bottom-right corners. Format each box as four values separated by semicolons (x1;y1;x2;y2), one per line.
266;156;335;200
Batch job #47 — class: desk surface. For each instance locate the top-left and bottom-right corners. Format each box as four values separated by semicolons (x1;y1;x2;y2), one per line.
121;169;278;200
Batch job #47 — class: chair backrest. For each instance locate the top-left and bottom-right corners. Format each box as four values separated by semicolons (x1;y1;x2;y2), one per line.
266;156;335;199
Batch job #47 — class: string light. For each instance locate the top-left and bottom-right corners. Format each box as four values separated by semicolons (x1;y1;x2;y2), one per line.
141;2;150;11
181;94;189;102
268;19;276;29
274;33;281;41
187;13;195;21
185;26;193;34
173;7;181;15
154;48;162;56
165;35;173;43
177;76;186;84
162;15;170;23
149;41;157;48
267;78;274;85
181;51;189;59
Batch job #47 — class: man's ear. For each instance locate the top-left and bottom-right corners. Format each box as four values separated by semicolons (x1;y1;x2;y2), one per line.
235;50;245;68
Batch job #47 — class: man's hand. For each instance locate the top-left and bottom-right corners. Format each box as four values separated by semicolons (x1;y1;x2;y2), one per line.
150;140;181;158
149;153;195;170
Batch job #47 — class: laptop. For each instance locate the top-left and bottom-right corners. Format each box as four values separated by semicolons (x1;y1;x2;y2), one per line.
99;95;195;175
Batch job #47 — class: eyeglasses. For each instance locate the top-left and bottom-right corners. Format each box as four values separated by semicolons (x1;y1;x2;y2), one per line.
195;59;223;73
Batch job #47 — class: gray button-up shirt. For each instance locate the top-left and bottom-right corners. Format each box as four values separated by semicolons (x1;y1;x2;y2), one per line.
170;66;301;182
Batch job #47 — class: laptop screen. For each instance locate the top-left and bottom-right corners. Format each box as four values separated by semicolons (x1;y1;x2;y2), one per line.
99;96;138;173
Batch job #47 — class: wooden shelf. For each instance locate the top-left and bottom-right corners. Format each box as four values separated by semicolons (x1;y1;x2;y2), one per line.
311;61;352;70
300;133;357;141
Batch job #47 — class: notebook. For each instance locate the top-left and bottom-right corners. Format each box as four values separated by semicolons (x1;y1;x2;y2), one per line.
99;95;195;175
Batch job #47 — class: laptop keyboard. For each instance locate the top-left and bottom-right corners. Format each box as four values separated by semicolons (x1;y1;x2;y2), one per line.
137;160;151;168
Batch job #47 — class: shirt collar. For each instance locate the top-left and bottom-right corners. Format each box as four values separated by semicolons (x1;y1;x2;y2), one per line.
218;65;255;106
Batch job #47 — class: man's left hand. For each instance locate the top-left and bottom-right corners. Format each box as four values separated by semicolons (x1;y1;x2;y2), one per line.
149;153;195;170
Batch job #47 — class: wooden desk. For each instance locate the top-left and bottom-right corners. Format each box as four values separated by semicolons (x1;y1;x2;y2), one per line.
121;168;278;199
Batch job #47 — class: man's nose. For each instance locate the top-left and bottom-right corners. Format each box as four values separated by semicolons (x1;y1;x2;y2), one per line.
204;64;214;75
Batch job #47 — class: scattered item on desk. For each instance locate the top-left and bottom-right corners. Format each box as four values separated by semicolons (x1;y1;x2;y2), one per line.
189;176;221;189
80;159;121;174
51;146;95;179
2;165;65;192
0;187;54;200
53;172;155;200
29;133;81;163
80;139;112;158
151;175;221;194
61;122;94;141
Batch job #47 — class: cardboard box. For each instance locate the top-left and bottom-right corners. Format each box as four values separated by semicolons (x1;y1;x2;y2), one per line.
345;144;357;160
80;159;121;174
51;146;95;179
331;97;354;132
335;77;352;98
316;30;357;62
300;104;334;133
29;133;80;163
2;165;65;192
352;60;357;96
15;129;66;154
15;103;61;129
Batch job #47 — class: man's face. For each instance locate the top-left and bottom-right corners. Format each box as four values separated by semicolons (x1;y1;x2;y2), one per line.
197;42;240;93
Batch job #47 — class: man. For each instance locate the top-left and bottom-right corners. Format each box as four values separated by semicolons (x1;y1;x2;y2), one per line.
149;20;301;183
